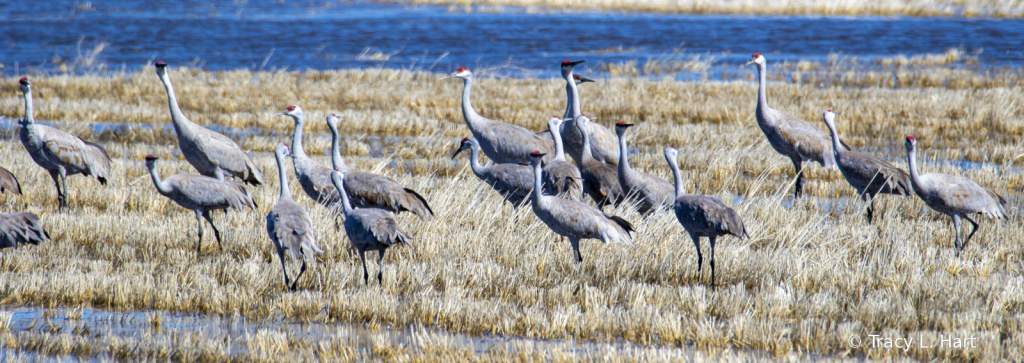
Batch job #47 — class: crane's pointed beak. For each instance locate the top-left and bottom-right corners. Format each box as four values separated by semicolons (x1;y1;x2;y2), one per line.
451;147;464;159
745;59;756;65
618;123;634;128
274;111;287;117
569;60;585;67
834;112;842;115
577;76;595;83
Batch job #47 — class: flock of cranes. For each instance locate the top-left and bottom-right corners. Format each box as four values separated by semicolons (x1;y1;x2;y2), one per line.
0;53;1011;287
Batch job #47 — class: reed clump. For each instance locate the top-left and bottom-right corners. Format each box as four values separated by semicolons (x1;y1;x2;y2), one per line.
0;66;1021;360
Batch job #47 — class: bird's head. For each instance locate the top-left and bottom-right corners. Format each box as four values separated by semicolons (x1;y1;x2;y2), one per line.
18;77;30;93
144;154;159;166
276;143;291;157
614;121;634;135
154;60;168;76
905;135;916;151
822;109;840;126
746;52;765;66
275;105;303;119
330;169;345;184
325;113;340;130
444;67;471;80
529;150;547;166
560;59;585;77
573;73;595;84
452;137;475;159
547;115;563;129
663;146;678;163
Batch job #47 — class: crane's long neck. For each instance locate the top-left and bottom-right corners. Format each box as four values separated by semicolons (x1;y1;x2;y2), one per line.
21;88;35;124
147;165;173;195
333;176;354;215
328;124;348;171
467;145;486;178
755;63;769;114
825;120;844;158
551;123;567;161
460;77;486;130
568;74;582;119
906;146;923;191
530;160;545;206
158;72;196;138
290;116;309;160
275;152;293;200
667;156;685;198
579;121;595;163
563;82;573;120
617;132;632;177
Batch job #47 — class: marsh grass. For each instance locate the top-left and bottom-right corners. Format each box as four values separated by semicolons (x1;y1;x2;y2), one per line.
406;0;1024;18
0;66;1022;360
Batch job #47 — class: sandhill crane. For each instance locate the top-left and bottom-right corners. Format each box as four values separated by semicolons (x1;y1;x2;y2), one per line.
18;77;110;209
746;53;848;197
154;61;263;185
0;212;48;249
0;167;21;195
577;115;625;209
324;114;433;219
558;60;619;166
267;143;324;291
528;151;634;263
145;155;257;256
330;170;412;285
537;73;594;143
543;116;582;200
615;122;674;215
822;110;912;223
452;137;534;211
443;67;554;165
904;135;1006;257
665;147;748;286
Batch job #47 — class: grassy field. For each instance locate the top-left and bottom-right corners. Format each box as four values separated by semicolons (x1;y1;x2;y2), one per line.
404;0;1024;18
0;63;1022;361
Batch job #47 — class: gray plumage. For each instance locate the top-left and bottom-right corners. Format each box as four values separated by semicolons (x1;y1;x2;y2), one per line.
145;155;257;256
822;110;912;223
452;137;534;210
0;212;48;249
0;166;21;195
557;61;620;166
543;117;583;200
747;53;849;197
528;151;633;264
331;170;412;285
444;67;554;165
18;78;110;209
904;135;1006;257
536;74;592;143
155;61;263;185
325;114;433;219
614;123;675;215
266;143;324;291
576;115;625;210
665;147;748;286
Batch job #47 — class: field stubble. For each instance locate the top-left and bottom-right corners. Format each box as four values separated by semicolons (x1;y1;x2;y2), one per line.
0;67;1022;361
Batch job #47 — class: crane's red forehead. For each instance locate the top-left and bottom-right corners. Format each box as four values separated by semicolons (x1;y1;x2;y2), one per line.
562;60;572;65
530;151;542;156
615;121;626;126
461;137;469;142
145;154;155;158
752;52;761;58
456;67;468;72
19;77;28;83
283;143;290;148
573;74;581;79
287;105;297;111
827;109;832;113
906;135;915;142
155;61;166;66
331;113;337;117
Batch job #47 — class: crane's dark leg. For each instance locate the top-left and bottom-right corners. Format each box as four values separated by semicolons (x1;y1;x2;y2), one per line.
277;251;291;290
569;237;583;263
194;210;205;256
961;215;980;256
791;158;804;198
59;168;69;209
951;215;963;258
377;248;387;285
290;259;307;291
864;194;876;223
358;249;369;285
709;235;718;288
49;171;65;210
689;232;703;282
201;210;223;250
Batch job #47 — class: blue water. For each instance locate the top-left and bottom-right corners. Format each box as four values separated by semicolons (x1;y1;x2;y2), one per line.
1;1;1022;78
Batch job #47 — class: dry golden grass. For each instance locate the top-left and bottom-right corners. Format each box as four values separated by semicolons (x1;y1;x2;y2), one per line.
0;66;1022;360
405;0;1024;18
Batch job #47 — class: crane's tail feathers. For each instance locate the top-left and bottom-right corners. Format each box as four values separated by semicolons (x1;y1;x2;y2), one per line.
404;188;434;219
607;215;635;235
83;141;112;182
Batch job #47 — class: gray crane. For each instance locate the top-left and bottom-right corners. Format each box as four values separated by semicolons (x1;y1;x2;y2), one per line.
0;166;21;195
615;122;675;215
537;73;594;143
18;78;110;209
665;147;749;286
576;115;625;210
324;114;433;219
452;137;534;211
528;151;634;263
904;135;1006;257
746;53;848;197
558;60;620;166
267;143;324;291
154;61;263;185
822;110;912;223
543;116;582;200
0;212;48;249
443;67;554;165
145;155;257;256
330;170;412;285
